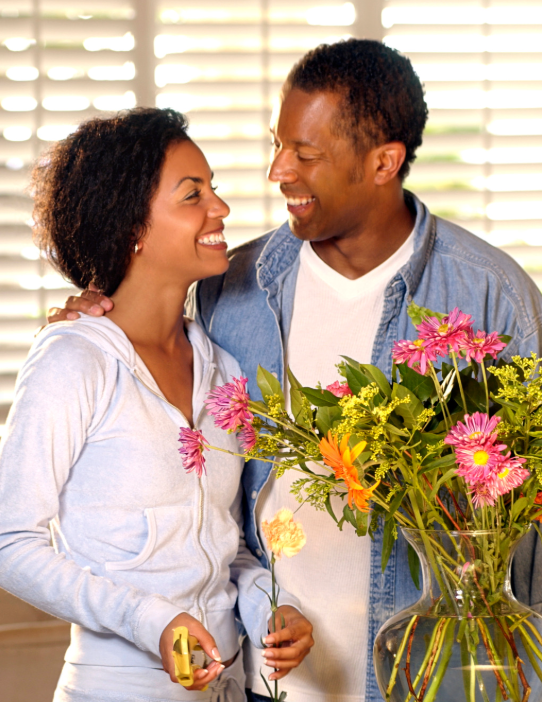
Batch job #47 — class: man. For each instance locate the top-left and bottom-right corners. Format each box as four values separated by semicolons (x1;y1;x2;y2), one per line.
51;40;542;702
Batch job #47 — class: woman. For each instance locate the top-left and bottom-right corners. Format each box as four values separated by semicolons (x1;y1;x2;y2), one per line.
0;108;312;702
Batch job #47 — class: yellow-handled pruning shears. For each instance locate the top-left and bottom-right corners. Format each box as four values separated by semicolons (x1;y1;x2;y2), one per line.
172;626;208;690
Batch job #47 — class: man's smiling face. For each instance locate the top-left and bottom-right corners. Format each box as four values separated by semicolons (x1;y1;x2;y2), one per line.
268;88;374;243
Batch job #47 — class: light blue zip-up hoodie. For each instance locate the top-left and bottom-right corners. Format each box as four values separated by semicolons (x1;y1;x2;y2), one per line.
0;315;300;670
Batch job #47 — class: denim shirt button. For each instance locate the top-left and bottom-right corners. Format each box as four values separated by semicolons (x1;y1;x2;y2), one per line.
256;549;262;557
407;294;413;302
251;490;258;500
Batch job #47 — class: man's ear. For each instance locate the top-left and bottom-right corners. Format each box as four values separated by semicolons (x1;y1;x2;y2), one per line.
372;142;407;185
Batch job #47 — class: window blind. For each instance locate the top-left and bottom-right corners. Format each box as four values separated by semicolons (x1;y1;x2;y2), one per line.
383;0;542;288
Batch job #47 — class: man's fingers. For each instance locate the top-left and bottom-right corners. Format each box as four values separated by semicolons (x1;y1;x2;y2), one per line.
66;292;112;314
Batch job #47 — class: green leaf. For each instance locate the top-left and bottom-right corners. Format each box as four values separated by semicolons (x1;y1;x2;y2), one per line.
279;692;288;702
315;406;342;435
359;363;392;398
260;672;274;699
419;453;457;474
386;488;406;519
343;504;358;530
407;302;446;326
257;365;284;404
287;367;312;429
382;518;396;572
356;509;369;537
407;543;421;590
302;387;340;407
462;376;487;413
391;383;423;429
397;363;435;402
343;363;372;395
325;494;338;523
512;496;530;520
429;467;459;501
384;422;409;437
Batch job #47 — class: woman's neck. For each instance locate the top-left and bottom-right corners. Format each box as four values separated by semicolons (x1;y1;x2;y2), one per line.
107;270;190;353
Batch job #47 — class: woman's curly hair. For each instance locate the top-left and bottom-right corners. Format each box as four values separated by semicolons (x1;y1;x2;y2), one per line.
284;39;428;180
31;107;190;296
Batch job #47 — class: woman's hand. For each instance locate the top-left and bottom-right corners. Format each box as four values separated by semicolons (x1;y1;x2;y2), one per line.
46;283;114;323
159;612;225;689
261;605;314;681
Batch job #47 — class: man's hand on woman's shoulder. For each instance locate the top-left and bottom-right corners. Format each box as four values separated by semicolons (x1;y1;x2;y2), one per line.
46;283;114;323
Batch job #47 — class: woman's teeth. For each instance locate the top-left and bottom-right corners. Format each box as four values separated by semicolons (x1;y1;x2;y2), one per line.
197;231;226;245
286;196;315;207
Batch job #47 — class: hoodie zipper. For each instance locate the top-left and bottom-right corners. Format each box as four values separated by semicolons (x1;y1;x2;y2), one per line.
133;365;216;626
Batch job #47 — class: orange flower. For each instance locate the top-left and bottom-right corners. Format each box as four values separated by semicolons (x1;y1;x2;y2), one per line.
319;432;367;477
261;508;306;558
319;432;379;512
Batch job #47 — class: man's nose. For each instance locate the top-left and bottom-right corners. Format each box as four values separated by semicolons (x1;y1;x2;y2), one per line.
267;150;296;183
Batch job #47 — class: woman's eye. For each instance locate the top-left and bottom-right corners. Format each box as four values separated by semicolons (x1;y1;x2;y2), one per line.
185;189;201;200
211;185;218;192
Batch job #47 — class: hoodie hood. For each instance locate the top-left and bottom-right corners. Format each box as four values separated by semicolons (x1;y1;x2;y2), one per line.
33;315;217;412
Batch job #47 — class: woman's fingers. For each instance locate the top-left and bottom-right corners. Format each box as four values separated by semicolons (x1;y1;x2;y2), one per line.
188;618;222;664
184;660;225;690
159;612;223;686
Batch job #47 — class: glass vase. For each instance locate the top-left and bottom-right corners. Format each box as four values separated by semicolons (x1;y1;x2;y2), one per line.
373;528;542;702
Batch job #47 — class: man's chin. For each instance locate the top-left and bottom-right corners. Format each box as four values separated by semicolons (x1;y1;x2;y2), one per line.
288;217;318;242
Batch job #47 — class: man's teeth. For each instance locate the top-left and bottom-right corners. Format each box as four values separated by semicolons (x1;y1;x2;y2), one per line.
286;196;315;207
197;232;225;245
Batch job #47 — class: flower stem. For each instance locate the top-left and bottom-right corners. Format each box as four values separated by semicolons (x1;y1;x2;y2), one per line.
480;362;490;414
384;615;419;699
451;351;468;415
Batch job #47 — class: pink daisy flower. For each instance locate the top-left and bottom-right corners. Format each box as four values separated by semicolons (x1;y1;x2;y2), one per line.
445;412;502;448
416;307;473;354
459;328;507;363
454;442;504;484
205;376;254;432
392;338;438;376
492;455;529;496
470;481;498;508
238;422;257;451
326;381;353;398
178;427;208;478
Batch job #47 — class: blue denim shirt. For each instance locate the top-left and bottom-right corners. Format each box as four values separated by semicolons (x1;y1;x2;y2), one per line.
190;192;542;701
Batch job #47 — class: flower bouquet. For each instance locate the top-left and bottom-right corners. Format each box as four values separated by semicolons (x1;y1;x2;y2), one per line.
179;304;542;702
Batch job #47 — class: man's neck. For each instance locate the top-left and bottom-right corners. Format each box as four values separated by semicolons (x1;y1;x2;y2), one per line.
310;197;415;280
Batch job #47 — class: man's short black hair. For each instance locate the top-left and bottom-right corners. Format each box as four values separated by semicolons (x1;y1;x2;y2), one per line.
31;107;190;296
284;39;428;180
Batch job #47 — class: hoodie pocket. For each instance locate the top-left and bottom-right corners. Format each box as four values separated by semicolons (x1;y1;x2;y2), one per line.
103;505;197;574
105;508;157;571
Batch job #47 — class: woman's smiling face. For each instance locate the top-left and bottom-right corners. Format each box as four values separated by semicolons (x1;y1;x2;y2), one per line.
141;139;230;286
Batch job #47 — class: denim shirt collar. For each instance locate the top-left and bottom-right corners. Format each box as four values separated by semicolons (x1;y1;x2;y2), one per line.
254;190;436;302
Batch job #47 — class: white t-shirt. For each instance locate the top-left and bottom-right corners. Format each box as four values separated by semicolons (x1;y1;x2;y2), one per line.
245;233;414;702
